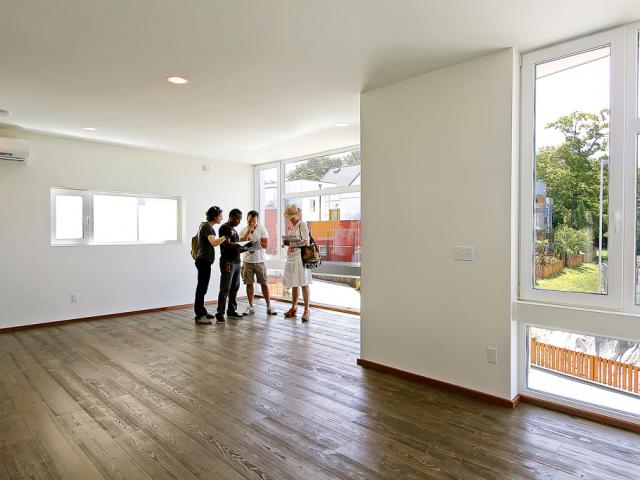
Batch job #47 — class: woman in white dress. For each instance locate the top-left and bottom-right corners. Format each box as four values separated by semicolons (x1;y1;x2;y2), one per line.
283;204;312;322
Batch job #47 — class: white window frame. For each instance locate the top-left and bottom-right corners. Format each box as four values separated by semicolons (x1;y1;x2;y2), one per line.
50;187;183;246
519;26;626;310
254;161;281;262
254;145;361;271
625;21;640;311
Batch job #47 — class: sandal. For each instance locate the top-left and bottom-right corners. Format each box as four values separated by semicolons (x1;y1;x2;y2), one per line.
301;312;310;322
284;307;297;318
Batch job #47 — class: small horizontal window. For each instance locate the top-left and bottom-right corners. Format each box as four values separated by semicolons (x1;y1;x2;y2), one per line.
50;188;181;246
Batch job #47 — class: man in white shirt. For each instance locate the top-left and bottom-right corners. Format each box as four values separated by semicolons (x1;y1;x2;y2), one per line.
239;210;277;316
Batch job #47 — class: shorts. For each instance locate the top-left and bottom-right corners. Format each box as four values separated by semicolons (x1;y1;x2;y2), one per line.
242;262;268;285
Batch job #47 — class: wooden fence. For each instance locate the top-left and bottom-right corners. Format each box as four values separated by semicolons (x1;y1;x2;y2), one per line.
531;337;640;395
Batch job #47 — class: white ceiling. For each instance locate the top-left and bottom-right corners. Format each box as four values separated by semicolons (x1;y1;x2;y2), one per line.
1;1;639;164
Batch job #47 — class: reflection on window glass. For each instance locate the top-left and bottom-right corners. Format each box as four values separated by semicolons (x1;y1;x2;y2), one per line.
139;198;178;242
284;150;361;193
55;195;83;240
533;46;610;294
94;195;138;243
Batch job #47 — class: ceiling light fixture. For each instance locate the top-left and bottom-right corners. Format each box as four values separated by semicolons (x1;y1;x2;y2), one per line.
166;76;189;85
82;125;97;131
335;122;349;127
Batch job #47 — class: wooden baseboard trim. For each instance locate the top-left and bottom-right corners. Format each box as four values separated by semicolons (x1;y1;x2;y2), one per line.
520;395;640;433
357;358;520;408
0;297;247;334
256;294;360;316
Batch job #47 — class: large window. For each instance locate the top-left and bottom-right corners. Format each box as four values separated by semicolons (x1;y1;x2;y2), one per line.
521;27;624;309
532;47;610;295
255;147;361;310
51;188;181;246
520;23;640;421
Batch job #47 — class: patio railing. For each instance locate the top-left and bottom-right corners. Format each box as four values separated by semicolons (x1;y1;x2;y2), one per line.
531;337;640;395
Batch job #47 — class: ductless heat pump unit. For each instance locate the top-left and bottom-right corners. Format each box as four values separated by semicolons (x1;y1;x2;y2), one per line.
0;137;30;164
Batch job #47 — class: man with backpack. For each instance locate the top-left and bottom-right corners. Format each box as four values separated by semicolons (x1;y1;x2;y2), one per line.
193;206;226;324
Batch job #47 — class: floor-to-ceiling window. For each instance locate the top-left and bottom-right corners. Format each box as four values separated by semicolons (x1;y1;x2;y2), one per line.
255;147;361;310
520;24;640;421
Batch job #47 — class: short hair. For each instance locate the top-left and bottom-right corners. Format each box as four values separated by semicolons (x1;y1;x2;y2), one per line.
206;206;222;221
247;210;259;218
229;208;242;217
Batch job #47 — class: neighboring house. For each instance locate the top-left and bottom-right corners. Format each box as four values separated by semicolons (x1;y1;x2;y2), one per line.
535;180;553;239
321;165;361;187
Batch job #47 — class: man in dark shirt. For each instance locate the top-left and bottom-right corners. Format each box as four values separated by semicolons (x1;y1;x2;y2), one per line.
216;208;248;321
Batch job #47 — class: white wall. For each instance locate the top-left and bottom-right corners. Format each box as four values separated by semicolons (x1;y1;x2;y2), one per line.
360;49;518;399
0;128;253;329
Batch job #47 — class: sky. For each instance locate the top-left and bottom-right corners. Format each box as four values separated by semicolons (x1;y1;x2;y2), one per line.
535;48;610;150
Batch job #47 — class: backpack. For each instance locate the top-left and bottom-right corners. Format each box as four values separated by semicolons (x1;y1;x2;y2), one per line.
191;233;198;260
191;222;203;260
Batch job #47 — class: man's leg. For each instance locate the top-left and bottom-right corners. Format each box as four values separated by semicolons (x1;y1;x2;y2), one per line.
243;263;255;307
256;263;271;309
217;260;233;316
227;262;241;314
246;284;254;307
260;284;271;308
194;259;211;317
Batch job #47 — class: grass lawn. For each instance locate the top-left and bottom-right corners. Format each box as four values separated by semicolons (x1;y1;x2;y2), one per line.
536;262;602;293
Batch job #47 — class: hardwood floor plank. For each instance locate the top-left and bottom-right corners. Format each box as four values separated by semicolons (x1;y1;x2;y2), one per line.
13;392;106;480
0;414;32;447
114;429;201;480
1;439;60;480
56;408;153;480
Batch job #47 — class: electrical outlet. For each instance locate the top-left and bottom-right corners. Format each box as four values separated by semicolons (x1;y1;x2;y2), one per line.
71;293;79;303
453;246;475;261
487;347;498;364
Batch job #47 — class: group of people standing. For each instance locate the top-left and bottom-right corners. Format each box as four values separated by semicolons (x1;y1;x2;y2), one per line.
193;204;311;325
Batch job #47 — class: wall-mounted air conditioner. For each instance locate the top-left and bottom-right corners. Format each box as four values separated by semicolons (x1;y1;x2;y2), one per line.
0;137;29;164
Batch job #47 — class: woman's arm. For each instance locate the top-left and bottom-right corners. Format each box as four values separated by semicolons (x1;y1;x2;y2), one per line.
208;235;227;247
297;223;309;246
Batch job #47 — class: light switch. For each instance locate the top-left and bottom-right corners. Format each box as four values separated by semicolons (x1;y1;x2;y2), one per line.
453;246;475;261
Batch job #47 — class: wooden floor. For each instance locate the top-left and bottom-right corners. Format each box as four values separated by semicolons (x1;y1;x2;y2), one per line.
1;303;640;480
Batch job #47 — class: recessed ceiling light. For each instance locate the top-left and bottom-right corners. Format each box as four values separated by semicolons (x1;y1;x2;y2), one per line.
335;122;349;127
167;76;189;85
82;125;97;131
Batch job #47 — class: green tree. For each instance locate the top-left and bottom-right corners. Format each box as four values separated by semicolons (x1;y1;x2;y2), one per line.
287;151;360;181
536;110;608;243
553;225;590;262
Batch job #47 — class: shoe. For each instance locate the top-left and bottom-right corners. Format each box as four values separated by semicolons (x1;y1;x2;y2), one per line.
227;311;246;319
243;306;256;315
215;314;226;324
284;307;297;318
266;307;277;316
195;315;212;325
205;313;215;319
301;311;310;322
